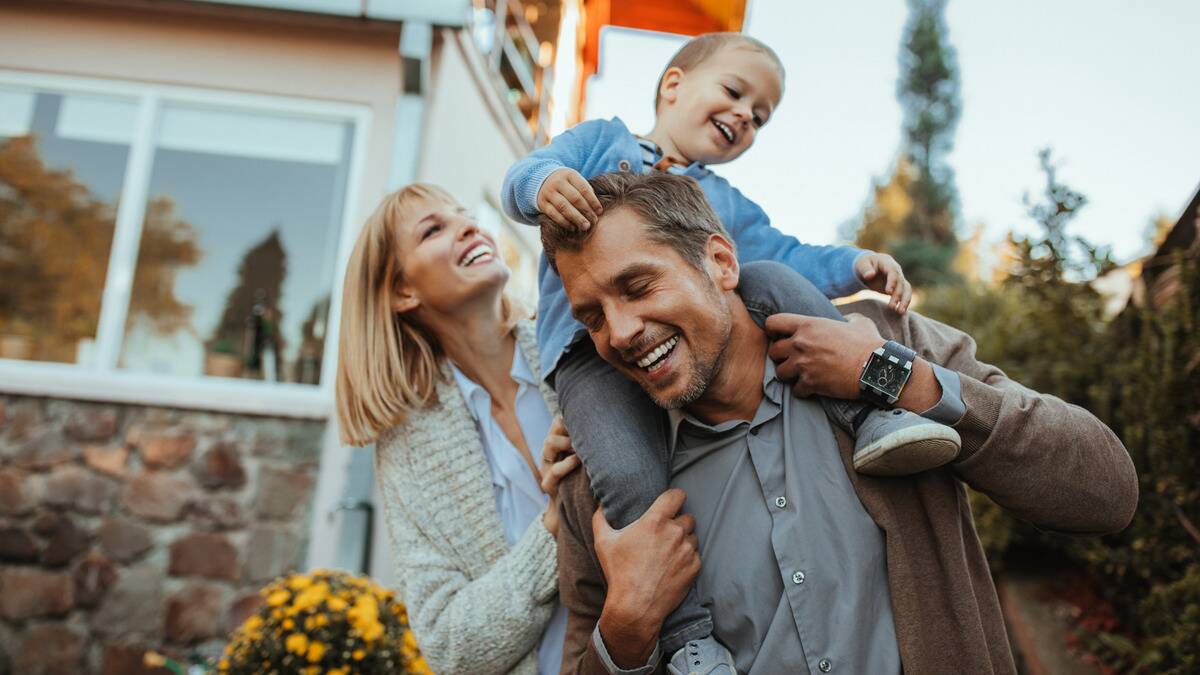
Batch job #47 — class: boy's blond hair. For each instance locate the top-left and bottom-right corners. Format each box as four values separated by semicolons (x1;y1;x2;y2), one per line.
335;184;523;446
654;32;785;111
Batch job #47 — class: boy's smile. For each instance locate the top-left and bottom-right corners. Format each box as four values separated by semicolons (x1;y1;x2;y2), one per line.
653;44;784;166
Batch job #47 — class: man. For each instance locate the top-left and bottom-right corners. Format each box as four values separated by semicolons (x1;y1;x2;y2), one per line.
542;171;1138;675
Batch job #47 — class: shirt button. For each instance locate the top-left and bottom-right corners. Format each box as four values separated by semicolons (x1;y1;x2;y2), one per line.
791;570;805;585
618;159;631;171
774;496;787;509
818;658;832;672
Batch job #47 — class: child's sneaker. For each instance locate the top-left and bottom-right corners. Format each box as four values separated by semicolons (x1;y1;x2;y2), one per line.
825;401;960;476
668;636;738;675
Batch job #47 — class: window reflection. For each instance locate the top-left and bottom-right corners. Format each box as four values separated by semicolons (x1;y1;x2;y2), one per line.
0;87;136;364
119;103;351;385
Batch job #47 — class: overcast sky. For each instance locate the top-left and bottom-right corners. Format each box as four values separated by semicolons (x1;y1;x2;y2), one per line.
585;0;1200;264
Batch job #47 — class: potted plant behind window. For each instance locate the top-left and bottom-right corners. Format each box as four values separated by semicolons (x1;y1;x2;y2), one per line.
204;337;243;378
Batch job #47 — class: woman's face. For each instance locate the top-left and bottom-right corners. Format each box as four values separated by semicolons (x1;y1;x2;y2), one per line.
392;197;509;318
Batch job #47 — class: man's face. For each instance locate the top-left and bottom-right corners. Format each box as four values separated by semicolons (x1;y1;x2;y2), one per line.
557;207;737;409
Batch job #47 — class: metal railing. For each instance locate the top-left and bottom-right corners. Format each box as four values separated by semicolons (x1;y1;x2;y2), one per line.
470;0;556;146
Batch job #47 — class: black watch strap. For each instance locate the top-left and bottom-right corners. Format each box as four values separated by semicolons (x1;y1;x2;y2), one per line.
859;340;916;408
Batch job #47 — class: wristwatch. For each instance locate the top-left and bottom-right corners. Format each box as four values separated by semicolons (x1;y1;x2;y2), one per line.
859;340;917;408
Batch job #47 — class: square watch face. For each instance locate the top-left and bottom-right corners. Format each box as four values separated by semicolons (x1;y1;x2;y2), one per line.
863;352;908;398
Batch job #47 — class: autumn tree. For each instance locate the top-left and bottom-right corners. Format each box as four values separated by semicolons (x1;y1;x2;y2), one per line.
0;135;199;362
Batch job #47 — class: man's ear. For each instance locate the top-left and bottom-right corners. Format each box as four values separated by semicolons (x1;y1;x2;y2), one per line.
390;284;420;314
658;67;685;107
705;233;740;291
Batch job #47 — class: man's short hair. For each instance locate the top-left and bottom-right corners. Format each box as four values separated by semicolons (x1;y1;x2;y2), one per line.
654;32;784;111
540;172;732;273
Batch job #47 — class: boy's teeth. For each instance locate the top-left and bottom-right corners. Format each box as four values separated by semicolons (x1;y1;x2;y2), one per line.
714;120;733;142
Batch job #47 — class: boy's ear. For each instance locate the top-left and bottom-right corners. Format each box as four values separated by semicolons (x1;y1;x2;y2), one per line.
659;67;685;106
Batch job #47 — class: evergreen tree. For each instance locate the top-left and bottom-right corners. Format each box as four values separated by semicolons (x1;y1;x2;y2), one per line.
893;0;962;285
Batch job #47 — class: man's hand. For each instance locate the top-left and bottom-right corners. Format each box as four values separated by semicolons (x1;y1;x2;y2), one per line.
855;252;912;314
537;168;603;231
765;313;884;399
594;489;700;669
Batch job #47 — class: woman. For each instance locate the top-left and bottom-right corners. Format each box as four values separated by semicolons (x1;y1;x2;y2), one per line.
336;184;581;674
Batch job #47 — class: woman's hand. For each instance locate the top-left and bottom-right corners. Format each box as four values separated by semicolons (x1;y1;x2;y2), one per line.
539;415;581;537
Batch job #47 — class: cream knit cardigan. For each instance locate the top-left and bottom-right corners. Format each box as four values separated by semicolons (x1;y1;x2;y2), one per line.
375;321;562;675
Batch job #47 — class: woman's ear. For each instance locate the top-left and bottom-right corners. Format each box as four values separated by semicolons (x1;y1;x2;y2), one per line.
659;67;685;106
391;284;420;314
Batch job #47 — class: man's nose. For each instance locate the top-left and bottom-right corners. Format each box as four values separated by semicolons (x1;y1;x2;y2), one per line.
607;310;643;353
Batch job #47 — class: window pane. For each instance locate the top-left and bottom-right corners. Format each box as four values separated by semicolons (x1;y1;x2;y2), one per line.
119;102;352;385
0;86;136;364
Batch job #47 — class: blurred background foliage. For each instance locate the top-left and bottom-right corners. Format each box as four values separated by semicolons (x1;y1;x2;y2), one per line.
842;1;1200;672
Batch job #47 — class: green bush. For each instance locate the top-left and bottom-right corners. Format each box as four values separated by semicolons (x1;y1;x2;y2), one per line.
917;152;1200;672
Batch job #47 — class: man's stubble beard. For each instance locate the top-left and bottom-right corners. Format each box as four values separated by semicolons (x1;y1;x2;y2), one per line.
649;285;732;410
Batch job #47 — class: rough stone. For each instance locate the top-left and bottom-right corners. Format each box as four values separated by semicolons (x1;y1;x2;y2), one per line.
43;464;117;514
64;405;119;442
168;532;238;580
1;401;41;446
92;564;164;637
13;623;86;675
39;514;90;567
242;524;301;583
225;592;264;632
129;426;195;470
0;526;39;563
253;466;313;520
12;430;76;470
191;441;246;490
0;467;36;515
83;445;129;479
100;643;173;675
164;583;224;645
73;553;119;608
122;471;192;522
97;516;154;563
187;497;244;531
0;568;74;619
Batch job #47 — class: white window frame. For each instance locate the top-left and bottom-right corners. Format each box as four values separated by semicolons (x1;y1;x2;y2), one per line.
0;70;372;419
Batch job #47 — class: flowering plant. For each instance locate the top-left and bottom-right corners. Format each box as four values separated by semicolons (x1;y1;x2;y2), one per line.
217;569;432;675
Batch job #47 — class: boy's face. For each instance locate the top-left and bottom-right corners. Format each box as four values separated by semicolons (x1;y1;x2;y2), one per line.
659;45;783;165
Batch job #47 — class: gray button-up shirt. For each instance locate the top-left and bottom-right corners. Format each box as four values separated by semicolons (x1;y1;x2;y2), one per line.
669;356;902;674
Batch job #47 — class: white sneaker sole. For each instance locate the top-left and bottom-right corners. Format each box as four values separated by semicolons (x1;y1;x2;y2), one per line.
853;424;961;477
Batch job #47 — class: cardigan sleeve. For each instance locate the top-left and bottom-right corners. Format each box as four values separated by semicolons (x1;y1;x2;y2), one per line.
376;441;559;675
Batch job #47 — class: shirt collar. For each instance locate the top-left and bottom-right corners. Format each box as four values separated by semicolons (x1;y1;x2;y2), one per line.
449;340;535;422
666;353;782;450
636;136;705;175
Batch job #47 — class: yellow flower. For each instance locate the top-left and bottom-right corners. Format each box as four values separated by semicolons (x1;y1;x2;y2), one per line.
292;582;330;612
288;575;312;591
285;632;309;656
267;590;291;607
328;669;349;675
218;659;230;670
306;641;326;663
352;649;365;661
327;597;348;612
283;619;295;630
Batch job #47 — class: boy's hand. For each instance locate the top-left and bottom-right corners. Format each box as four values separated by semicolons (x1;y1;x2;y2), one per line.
538;168;603;231
855;252;912;314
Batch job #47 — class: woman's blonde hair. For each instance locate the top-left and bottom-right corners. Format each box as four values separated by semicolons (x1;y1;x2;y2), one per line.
335;184;524;446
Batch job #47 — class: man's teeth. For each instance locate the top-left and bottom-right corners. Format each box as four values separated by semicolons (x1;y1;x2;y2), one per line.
713;120;734;143
636;336;679;369
460;245;493;266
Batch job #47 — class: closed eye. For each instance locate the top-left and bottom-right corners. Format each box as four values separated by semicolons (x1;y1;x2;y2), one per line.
420;222;442;241
723;85;740;99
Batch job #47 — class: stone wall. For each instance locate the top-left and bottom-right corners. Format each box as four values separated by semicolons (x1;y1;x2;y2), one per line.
0;394;325;674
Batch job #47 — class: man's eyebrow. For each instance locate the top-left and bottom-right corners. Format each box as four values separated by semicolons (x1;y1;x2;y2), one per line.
610;263;662;289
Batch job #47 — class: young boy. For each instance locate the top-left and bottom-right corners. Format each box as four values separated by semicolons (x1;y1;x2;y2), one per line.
503;33;963;674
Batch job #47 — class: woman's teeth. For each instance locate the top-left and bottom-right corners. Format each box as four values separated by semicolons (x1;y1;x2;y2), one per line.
459;245;493;266
636;336;679;370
